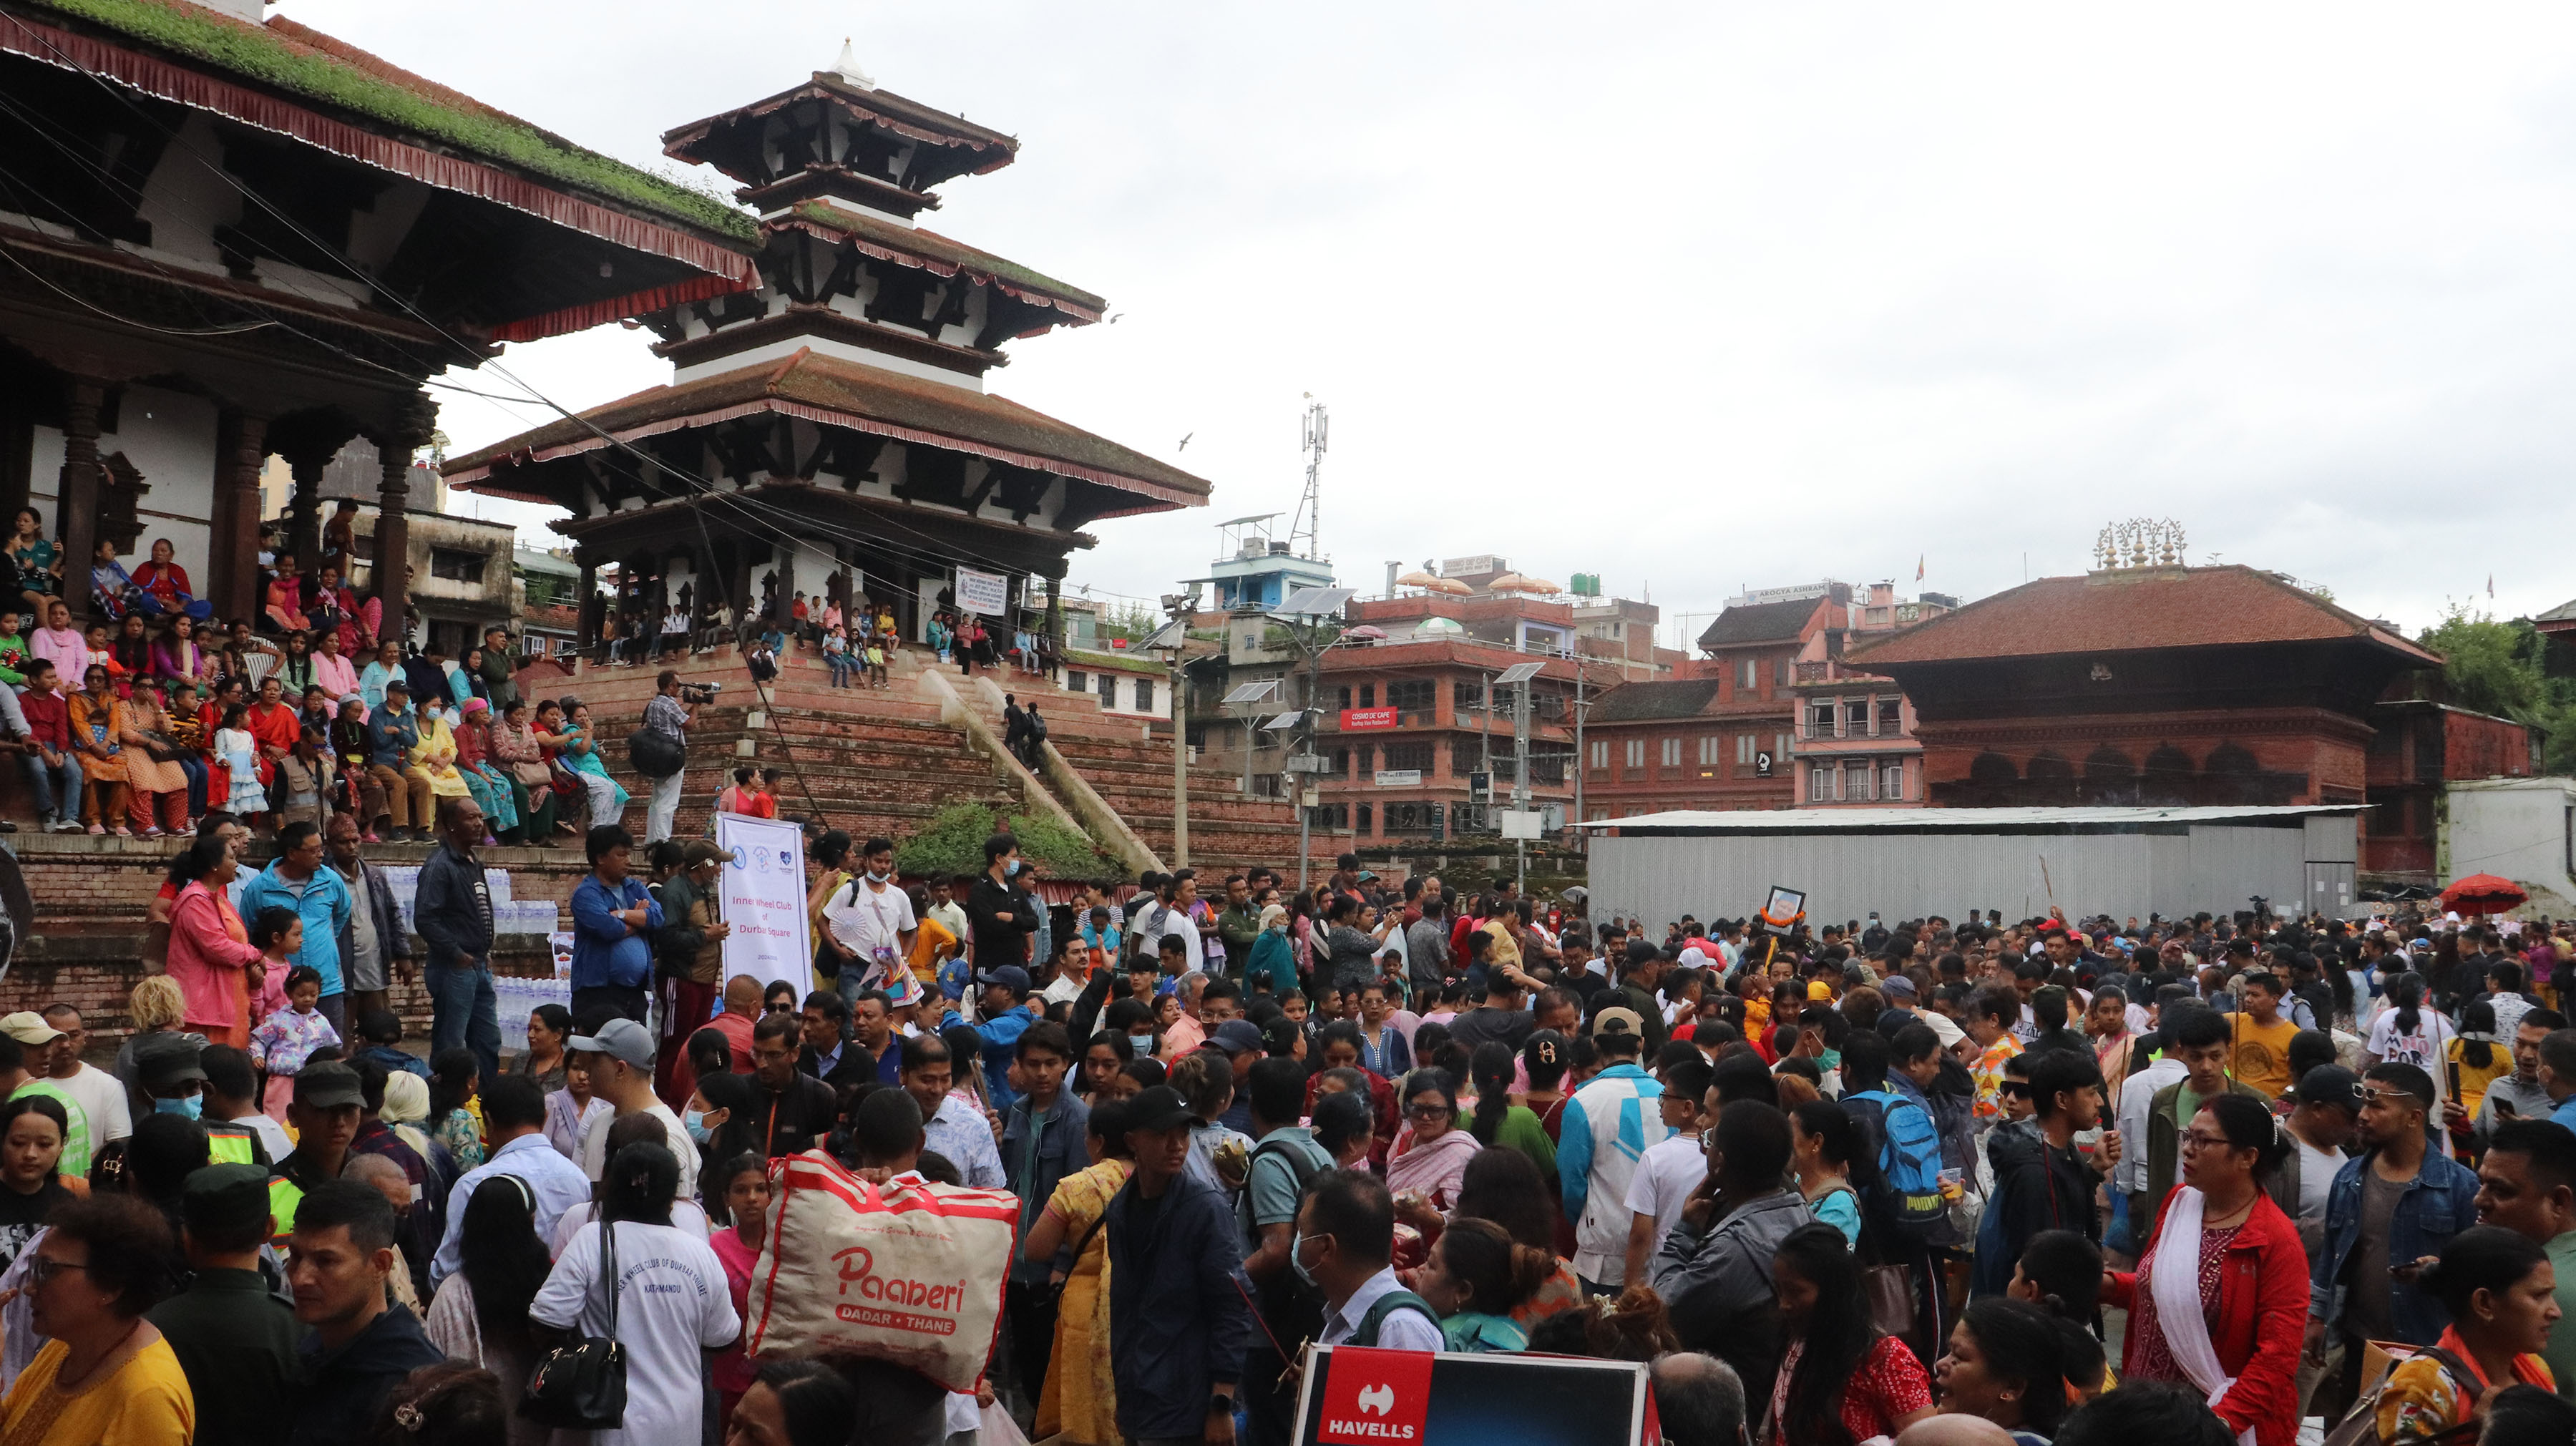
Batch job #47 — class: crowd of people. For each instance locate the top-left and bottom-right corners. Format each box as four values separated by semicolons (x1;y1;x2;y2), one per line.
590;574;1058;688
4;792;2576;1446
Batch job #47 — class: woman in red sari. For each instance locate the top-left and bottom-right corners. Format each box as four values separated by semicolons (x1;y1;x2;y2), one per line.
129;537;210;620
244;674;301;810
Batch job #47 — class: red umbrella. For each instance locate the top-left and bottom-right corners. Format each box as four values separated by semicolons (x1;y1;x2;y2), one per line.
2440;873;2528;916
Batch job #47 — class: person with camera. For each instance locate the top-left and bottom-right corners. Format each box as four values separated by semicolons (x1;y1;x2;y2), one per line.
638;670;701;844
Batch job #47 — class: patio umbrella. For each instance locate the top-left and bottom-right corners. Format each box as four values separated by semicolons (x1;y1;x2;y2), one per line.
1426;577;1474;595
1343;625;1388;640
1395;570;1440;589
2441;873;2528;916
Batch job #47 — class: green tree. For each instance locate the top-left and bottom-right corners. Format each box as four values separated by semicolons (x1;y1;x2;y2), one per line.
2418;604;2543;720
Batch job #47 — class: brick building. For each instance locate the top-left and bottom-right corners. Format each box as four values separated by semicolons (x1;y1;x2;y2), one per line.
1306;637;1592;844
1579;678;1790;818
2361;699;2544;881
1844;564;2443;811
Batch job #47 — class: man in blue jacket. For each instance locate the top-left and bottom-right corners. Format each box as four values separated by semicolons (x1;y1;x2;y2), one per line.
569;825;658;1025
238;820;355;1036
1106;1085;1250;1446
2306;1062;2482;1389
941;964;1040;1112
363;678;431;843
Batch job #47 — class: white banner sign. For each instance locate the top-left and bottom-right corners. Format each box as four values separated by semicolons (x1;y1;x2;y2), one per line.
955;567;1010;617
716;814;813;997
1498;809;1545;840
1374;769;1423;787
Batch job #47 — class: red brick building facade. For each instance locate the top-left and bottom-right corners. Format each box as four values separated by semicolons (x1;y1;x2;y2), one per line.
2363;700;2544;880
1844;565;2442;810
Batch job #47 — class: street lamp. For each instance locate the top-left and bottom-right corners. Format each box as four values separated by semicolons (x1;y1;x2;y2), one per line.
1147;597;1194;867
1271;585;1355;889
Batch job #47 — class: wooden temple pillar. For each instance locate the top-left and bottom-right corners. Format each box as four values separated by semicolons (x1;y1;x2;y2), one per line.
54;376;107;625
206;409;268;625
1042;568;1063;650
574;547;600;658
373;393;435;640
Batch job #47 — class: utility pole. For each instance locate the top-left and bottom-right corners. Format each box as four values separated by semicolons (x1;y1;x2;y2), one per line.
1155;593;1196;868
1513;671;1531;894
1572;658;1589;855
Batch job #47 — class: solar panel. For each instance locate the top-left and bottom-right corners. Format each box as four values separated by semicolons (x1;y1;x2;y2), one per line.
1223;680;1282;705
1260;710;1306;731
1494;660;1545;685
1141;620;1189;651
1277;587;1355;617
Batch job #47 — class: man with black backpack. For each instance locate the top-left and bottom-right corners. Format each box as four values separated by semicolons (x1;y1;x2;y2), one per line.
634;669;696;844
1239;1057;1332;1445
1299;1169;1443;1351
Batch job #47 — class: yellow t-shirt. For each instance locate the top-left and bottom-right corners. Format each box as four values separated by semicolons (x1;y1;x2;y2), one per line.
0;1334;194;1446
2228;1014;2303;1098
2449;1035;2516;1120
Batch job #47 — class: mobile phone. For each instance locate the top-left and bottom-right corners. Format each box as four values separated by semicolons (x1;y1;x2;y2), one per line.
2496;1098;2518;1118
2447;1062;2462;1100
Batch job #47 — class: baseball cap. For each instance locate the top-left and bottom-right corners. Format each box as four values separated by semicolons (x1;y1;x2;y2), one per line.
1126;1085;1194;1133
1208;1020;1264;1057
1590;1006;1644;1040
976;965;1032;996
292;1062;364;1110
180;1163;274;1238
383;676;409;693
0;1012;64;1047
1806;980;1835;1001
569;1017;656;1072
2284;1064;2365;1111
132;1032;208;1091
1882;975;1918;1001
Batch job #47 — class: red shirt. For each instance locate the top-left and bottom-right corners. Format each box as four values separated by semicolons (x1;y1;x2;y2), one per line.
18;689;69;750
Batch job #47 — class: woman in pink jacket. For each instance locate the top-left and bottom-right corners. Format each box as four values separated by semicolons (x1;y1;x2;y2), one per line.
163;836;264;1047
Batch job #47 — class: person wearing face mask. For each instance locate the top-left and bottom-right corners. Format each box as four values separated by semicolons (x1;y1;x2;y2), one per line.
967;832;1042;976
1297;1166;1443;1351
819;836;916;1008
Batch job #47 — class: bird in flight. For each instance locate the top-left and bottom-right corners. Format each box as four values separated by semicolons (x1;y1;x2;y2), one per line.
1177;432;1194;451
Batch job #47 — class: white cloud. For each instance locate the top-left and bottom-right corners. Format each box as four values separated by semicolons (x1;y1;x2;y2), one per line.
292;0;2576;643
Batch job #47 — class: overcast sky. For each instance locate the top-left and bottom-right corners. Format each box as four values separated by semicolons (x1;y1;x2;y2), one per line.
293;0;2576;648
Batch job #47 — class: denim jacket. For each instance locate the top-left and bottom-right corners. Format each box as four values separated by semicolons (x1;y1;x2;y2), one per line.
1002;1091;1091;1284
2309;1145;2482;1346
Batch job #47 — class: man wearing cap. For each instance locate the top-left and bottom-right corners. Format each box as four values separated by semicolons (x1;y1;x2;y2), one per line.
34;1004;130;1148
942;964;1041;1113
363;675;432;842
417;794;502;1083
568;1015;700;1198
1204;1019;1267;1133
1104;1083;1252;1446
236;820;356;1037
270;1061;365;1239
570;824;660;1025
0;1013;92;1176
149;1163;300;1446
1559;1006;1671;1296
2281;1064;2363;1271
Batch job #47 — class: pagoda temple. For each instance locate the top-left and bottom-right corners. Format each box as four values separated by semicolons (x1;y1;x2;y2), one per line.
445;47;1210;648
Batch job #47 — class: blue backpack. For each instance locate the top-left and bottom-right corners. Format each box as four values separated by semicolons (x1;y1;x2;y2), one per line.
1843;1088;1953;1246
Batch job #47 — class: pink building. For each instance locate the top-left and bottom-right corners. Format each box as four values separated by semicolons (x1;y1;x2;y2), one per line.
1783;581;1951;807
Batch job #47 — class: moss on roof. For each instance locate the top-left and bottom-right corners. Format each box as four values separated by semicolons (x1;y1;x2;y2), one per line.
31;0;758;243
787;201;1103;313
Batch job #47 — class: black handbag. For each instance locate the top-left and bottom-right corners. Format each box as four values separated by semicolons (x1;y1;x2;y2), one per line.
627;725;685;779
521;1219;628;1429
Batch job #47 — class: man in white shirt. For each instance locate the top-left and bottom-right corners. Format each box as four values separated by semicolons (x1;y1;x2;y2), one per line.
924;876;972;964
1131;873;1205;977
429;1074;593;1289
1301;1171;1444;1352
37;1005;130;1144
1624;1059;1714;1284
819;836;917;1000
570;1017;700;1200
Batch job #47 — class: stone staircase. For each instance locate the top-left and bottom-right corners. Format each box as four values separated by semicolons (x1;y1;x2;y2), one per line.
565;638;1322;876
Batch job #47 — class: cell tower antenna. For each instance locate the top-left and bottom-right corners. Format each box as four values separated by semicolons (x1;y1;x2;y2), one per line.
1289;393;1327;560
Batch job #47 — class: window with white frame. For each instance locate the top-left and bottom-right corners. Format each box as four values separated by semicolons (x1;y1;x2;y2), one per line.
1739;658;1757;690
1736;733;1755;765
1624;738;1644;769
1590;740;1609;770
1877;696;1903;734
1881;758;1905;801
1697;735;1720;766
1775;733;1793;761
1807;700;1837;737
1660;737;1682;768
1845;761;1873;801
1809;764;1835;802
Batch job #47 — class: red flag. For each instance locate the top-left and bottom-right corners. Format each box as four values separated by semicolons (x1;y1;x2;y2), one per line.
1916;555;1925;582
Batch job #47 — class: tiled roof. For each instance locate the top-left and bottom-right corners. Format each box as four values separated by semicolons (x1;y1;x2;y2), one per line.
444;347;1209;508
1696;598;1823;650
1587;680;1723;723
1846;567;2441;668
16;0;756;243
2536;597;2576;627
779;202;1103;318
